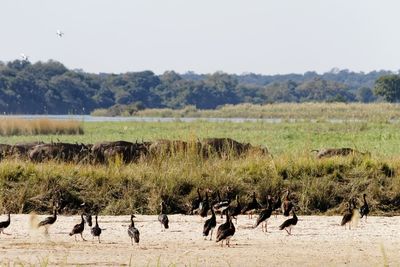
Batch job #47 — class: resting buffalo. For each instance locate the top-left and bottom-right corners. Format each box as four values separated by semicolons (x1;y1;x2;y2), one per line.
9;141;44;159
92;141;149;164
29;142;91;163
312;148;369;159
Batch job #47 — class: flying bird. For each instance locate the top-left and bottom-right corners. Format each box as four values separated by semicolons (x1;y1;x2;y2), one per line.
20;53;29;61
56;30;64;37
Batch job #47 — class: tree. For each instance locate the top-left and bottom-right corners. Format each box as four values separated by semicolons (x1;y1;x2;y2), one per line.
374;75;400;102
356;87;375;103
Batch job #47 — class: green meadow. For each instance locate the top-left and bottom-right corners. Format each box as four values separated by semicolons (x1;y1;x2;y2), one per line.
1;104;400;215
1;120;400;157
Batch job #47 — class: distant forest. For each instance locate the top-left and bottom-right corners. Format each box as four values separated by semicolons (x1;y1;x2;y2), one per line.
0;60;397;114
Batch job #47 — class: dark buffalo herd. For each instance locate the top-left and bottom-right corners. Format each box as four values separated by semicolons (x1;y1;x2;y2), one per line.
0;138;270;164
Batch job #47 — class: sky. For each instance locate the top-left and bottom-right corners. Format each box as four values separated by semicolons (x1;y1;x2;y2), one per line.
1;0;400;75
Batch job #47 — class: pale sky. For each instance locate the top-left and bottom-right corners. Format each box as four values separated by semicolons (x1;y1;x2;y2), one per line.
1;0;399;74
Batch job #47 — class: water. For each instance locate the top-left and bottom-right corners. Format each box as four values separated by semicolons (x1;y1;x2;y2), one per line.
1;115;397;123
0;114;283;123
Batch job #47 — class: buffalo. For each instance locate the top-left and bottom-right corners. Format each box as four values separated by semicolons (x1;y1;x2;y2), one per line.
92;141;149;164
29;142;91;163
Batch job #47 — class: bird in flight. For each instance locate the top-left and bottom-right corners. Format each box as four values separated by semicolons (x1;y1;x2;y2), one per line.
56;30;64;37
20;53;29;61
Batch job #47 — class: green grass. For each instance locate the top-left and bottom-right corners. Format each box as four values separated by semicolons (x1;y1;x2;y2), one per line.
1;120;400;157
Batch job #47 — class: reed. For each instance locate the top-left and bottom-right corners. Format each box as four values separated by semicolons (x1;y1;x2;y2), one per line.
135;103;400;121
0;118;83;136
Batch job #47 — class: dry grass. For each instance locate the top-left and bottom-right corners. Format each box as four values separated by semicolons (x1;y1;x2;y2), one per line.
0;118;83;136
0;150;399;216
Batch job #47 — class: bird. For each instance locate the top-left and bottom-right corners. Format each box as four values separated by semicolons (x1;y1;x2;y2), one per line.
190;188;203;215
203;206;217;240
360;193;370;222
213;190;231;218
56;30;64;37
254;195;273;232
241;192;261;219
38;206;57;234
282;189;293;216
272;191;282;218
341;201;354;229
91;215;102;243
80;203;93;227
0;213;11;235
279;209;298;235
20;53;29;61
224;195;241;224
158;201;169;230
216;213;235;247
84;213;93;227
128;215;140;245
199;191;210;218
69;214;86;241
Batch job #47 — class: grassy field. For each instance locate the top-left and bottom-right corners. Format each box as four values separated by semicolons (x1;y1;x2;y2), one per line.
1;105;400;215
1;120;400;157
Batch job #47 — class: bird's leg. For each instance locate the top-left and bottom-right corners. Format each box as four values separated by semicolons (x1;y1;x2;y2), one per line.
74;235;77;242
285;228;290;235
131;238;133;246
81;233;86;241
265;221;268;233
210;229;213;241
98;236;101;243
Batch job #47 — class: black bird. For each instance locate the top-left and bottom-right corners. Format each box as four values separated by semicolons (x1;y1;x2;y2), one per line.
254;195;273;232
241;192;261;219
213;190;231;218
360;193;370;222
80;203;93;227
190;188;203;215
69;214;86;241
203;206;217;240
38;207;57;234
279;210;298;235
224;195;241;224
84;213;93;227
216;213;235;247
282;189;293;217
91;215;102;243
0;213;11;235
341;201;354;229
128;215;140;245
199;191;210;218
158;201;169;230
272;191;282;218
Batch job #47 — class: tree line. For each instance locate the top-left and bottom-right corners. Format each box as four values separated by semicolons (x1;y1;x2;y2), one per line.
0;60;399;115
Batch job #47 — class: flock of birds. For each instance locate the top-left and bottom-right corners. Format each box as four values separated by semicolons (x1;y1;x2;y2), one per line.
0;190;370;247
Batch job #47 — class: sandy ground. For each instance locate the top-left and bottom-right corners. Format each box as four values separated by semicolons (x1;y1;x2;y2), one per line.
0;214;399;266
